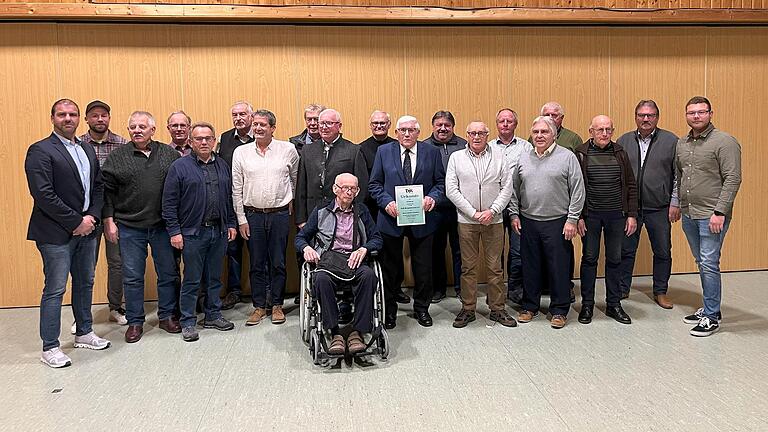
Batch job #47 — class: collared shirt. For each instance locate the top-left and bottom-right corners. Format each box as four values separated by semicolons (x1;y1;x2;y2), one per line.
331;200;355;253
79;129;128;167
233;129;254;144
54;132;90;211
197;154;220;223
637;129;656;167
490;136;533;174
170;142;192;157
675;123;742;218
534;142;557;159
399;143;417;178
231;138;300;225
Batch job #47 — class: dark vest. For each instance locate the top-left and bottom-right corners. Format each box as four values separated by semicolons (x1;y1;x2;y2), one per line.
218;128;254;169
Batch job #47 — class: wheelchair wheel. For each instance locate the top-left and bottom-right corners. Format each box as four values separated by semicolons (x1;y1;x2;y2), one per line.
378;328;390;360
300;276;310;344
309;330;321;365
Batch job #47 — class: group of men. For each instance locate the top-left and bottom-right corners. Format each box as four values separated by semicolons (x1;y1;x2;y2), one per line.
25;95;741;368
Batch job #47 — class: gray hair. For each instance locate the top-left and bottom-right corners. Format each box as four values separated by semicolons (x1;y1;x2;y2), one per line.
540;102;564;116
396;115;420;130
190;121;216;137
129;111;156;128
167;110;191;125
370;110;391;122
231;101;254;113
531;115;558;136
304;103;326;117
319;108;341;123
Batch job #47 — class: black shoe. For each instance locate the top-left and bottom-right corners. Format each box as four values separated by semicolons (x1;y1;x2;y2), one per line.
293;294;300;305
416;311;433;327
570;287;576;304
431;291;446;304
605;305;632;324
395;290;411;304
384;315;397;329
220;292;239;311
578;304;594;324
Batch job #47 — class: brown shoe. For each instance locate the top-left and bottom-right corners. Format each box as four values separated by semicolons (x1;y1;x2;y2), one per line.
158;317;181;334
245;308;267;326
125;325;143;343
347;331;366;354
489;309;518;327
271;306;286;324
453;309;476;328
518;310;538;323
328;335;345;355
654;294;674;309
550;314;567;329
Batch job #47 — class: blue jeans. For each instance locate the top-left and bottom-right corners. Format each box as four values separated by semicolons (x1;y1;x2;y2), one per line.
580;211;625;307
681;215;730;320
118;224;179;325
503;211;523;294
619;208;672;296
36;233;98;351
245;209;289;308
226;233;247;296
180;227;228;327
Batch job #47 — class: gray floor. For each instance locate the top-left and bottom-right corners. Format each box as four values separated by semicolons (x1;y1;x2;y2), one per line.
2;272;767;432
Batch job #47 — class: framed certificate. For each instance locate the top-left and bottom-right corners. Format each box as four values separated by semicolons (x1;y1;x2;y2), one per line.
395;185;425;226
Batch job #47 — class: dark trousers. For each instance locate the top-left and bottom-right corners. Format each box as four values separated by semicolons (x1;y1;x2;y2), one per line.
94;224;124;311
432;209;461;296
313;265;376;333
179;226;228;328
225;233;248;297
520;216;571;316
619;208;672;296
381;230;434;315
503;210;523;294
245;209;289;308
580;211;625;307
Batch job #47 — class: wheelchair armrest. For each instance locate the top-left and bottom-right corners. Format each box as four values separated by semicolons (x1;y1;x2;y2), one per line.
369;250;379;258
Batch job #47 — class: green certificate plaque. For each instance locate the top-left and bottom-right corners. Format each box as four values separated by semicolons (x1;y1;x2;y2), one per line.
395;185;425;226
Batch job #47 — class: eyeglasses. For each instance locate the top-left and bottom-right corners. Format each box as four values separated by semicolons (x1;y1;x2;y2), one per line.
319;121;340;127
686;110;710;117
397;128;418;135
467;131;489;137
636;113;658;119
191;136;215;143
592;128;614;135
335;184;359;193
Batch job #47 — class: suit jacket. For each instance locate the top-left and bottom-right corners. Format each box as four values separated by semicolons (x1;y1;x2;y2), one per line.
25;133;104;245
368;141;445;238
295;135;368;225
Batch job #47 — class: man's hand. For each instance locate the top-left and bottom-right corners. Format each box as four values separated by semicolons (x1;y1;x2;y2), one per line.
423;196;435;212
297;222;306;230
385;201;399;217
227;228;237;242
239;223;250;240
709;214;726;234
625;217;637;236
563;221;577;241
669;205;681;223
303;246;320;264
72;215;96;236
577;219;587;237
347;247;368;269
170;234;184;250
512;217;521;235
473;210;494;225
104;217;119;243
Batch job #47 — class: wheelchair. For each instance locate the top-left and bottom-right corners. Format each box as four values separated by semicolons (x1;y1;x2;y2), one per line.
299;251;389;366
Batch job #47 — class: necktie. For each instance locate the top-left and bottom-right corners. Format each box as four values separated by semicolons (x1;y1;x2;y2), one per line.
403;149;412;184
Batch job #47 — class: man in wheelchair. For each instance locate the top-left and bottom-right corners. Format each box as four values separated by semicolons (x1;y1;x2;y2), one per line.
295;173;383;355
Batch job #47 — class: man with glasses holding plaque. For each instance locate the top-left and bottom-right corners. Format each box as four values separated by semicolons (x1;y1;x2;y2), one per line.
369;115;445;329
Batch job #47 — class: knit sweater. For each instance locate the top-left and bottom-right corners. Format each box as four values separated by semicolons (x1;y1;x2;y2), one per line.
446;146;512;225
509;144;585;223
102;140;180;228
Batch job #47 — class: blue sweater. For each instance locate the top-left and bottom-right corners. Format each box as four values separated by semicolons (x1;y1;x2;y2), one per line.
162;154;237;237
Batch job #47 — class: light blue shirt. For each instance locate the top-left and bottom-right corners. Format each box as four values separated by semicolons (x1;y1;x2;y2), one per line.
54;132;90;211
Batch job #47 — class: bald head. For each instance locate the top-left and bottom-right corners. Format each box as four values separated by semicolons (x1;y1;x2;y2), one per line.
588;115;614;148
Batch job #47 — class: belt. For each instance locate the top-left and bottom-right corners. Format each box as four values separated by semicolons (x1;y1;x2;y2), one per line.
201;220;220;227
244;204;289;214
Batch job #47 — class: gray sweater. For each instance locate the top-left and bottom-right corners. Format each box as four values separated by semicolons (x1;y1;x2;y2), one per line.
446;146;513;225
509;144;585;224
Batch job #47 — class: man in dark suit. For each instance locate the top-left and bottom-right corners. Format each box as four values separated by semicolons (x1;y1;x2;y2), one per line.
369;115;445;328
25;99;111;368
295;108;368;228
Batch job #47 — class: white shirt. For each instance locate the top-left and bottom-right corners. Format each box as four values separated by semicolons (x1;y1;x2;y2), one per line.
638;130;655;167
489;136;533;175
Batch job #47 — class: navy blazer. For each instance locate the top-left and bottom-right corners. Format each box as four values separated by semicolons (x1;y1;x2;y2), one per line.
368;141;445;238
25;133;104;245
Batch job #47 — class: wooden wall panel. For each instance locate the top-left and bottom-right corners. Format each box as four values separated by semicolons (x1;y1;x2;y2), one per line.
2;23;767;307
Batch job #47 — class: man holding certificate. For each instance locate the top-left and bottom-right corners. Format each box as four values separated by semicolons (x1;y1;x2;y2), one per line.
369;115;446;329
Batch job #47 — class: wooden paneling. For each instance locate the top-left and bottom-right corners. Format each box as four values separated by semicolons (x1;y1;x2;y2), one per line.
3;23;768;307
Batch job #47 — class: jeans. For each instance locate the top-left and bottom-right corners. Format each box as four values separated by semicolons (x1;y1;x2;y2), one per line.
226;233;248;297
681;215;731;320
245;209;289;308
580;211;625;307
432;209;462;296
503;210;523;295
36;233;98;351
619;208;672;296
179;226;228;328
118;224;179;326
94;224;124;311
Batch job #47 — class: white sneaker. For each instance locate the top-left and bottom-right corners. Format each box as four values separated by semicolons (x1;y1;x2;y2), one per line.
70;321;76;335
74;331;111;350
109;309;128;325
41;347;72;368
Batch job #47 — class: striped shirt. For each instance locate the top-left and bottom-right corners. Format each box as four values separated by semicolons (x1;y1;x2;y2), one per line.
586;142;622;212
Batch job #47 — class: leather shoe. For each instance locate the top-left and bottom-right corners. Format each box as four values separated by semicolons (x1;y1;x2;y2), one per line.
125;325;143;343
605;305;632;324
159;317;182;334
415;311;433;327
654;294;674;309
431;291;446;304
395;290;411;304
384;315;397;330
578;304;594;324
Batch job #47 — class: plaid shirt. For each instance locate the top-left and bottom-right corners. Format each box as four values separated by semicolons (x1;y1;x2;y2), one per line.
79;130;129;167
